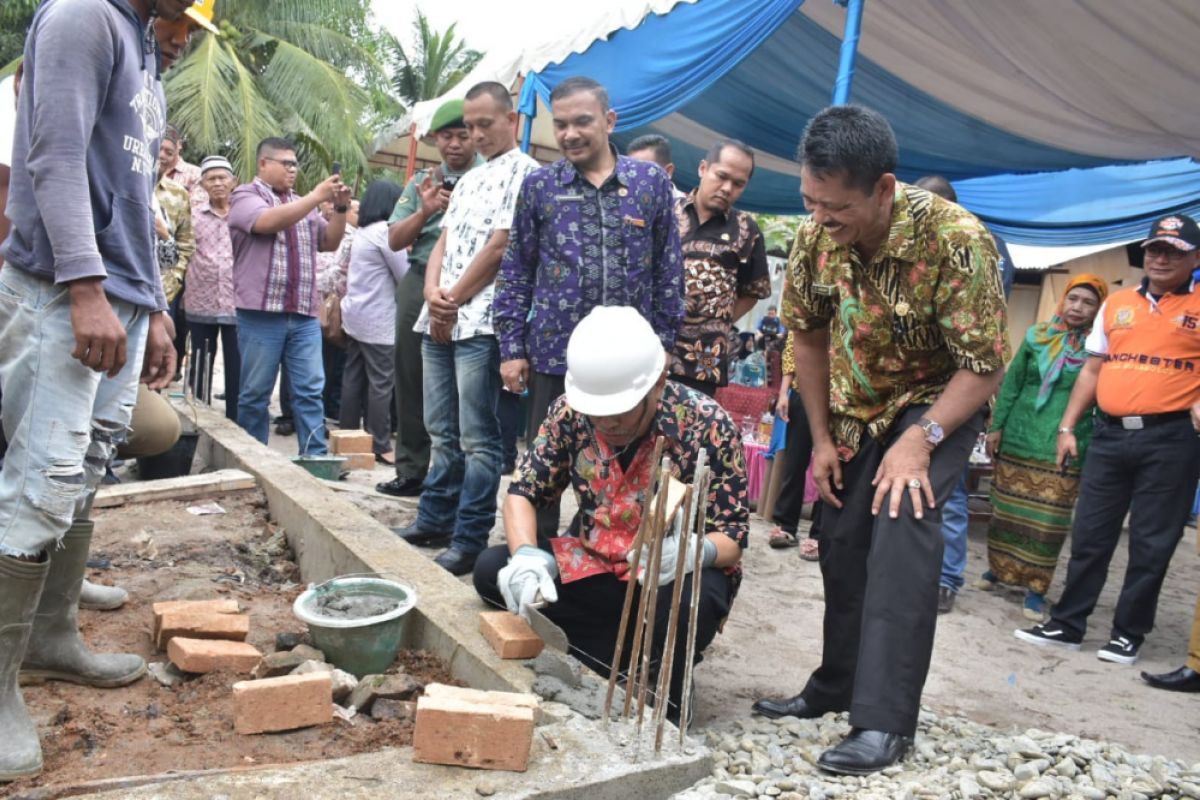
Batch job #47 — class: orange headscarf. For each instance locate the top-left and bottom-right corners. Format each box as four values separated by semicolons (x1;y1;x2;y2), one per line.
1027;273;1108;410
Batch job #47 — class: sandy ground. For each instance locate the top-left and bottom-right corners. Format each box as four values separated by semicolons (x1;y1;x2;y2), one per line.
210;379;1200;767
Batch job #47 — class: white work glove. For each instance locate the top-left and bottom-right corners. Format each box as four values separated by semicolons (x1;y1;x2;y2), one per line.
497;545;559;619
626;515;718;587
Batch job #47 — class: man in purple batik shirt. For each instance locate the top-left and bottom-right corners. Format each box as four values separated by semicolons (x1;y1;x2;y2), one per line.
493;76;683;537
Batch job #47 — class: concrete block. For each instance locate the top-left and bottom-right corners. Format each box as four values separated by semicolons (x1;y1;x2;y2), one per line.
168;637;262;674
349;672;422;713
413;683;537;772
290;644;326;662
156;611;249;649
329;429;372;455
253;650;309;679
479;611;544;660
371;698;416;721
341;452;375;471
152;599;240;637
233;672;333;734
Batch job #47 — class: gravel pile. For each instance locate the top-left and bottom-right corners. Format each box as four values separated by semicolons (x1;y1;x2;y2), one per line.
678;710;1200;799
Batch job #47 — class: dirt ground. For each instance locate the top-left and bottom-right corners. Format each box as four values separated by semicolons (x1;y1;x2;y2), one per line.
2;490;452;799
246;388;1200;766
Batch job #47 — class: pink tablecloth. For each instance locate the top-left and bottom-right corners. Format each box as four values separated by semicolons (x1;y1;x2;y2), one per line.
744;440;820;505
744;441;768;499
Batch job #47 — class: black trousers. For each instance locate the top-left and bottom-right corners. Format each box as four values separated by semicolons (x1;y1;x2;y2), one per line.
473;543;732;715
169;290;188;377
772;389;814;535
527;372;566;539
497;388;523;470
187;321;239;423
800;405;981;736
1052;415;1200;645
393;268;430;481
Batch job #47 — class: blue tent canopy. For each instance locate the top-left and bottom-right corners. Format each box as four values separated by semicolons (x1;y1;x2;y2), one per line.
517;0;1200;247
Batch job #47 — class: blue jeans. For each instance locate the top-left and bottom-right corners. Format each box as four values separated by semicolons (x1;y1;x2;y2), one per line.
940;471;970;592
417;335;501;554
0;268;149;555
236;310;326;455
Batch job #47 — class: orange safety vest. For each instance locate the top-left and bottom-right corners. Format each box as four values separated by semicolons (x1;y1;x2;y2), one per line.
1096;282;1200;416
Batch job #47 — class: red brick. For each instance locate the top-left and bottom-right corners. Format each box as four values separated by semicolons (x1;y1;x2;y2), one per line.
168;638;262;674
152;599;240;636
479;611;544;660
232;672;332;734
413;683;537;772
156;611;249;649
329;429;372;455
341;452;375;471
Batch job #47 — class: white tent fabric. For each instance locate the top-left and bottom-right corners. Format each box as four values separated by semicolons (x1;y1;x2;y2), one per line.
800;1;1200;160
373;0;696;147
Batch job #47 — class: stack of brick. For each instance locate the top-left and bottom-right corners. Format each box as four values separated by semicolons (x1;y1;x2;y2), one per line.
413;683;538;772
329;429;374;471
153;599;261;675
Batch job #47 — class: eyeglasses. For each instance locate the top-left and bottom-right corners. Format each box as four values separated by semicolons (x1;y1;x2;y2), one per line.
264;157;299;171
1145;243;1190;262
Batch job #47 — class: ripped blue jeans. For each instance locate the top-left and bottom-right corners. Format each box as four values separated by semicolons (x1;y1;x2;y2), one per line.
0;268;149;556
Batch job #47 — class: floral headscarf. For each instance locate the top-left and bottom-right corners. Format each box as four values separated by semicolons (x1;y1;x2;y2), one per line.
1026;273;1108;410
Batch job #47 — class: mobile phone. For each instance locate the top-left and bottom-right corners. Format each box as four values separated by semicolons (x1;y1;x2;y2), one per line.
331;161;342;176
441;174;459;192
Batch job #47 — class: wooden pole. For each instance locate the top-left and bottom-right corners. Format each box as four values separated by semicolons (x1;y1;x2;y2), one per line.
624;456;671;718
652;483;694;751
634;463;671;732
403;122;419;183
679;465;712;745
604;437;666;721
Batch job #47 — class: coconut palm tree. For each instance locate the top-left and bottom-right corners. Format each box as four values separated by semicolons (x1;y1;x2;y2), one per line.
165;0;395;190
0;0;37;72
387;10;482;106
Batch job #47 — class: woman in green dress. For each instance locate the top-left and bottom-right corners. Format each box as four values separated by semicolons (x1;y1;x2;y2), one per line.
977;274;1108;619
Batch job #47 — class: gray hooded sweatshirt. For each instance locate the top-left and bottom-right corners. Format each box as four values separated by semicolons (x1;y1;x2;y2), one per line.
1;0;168;312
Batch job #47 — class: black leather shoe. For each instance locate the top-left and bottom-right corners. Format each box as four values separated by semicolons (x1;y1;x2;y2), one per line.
818;728;913;775
751;694;825;720
376;476;423;497
434;547;479;576
274;418;295;436
391;524;451;548
1141;665;1200;692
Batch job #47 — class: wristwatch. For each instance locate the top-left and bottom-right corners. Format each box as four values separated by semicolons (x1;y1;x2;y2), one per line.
334;204;349;214
1057;426;1074;435
916;416;944;447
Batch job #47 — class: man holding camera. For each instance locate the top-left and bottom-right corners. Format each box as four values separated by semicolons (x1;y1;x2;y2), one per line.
228;137;351;455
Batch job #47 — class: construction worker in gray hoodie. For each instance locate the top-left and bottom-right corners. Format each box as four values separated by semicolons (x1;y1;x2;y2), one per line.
0;0;192;781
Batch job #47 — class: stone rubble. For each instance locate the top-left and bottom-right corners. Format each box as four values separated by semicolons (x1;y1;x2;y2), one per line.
675;709;1199;800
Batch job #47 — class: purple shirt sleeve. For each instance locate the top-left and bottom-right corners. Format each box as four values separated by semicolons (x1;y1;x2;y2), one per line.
227;186;268;234
495;174;539;363
649;170;684;351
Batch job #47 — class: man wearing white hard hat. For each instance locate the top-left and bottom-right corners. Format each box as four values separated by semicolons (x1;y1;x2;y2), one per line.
473;306;749;719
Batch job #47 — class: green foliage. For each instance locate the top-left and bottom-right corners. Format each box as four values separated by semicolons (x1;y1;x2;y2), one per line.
0;0;36;69
387;10;482;105
753;213;803;258
165;0;388;192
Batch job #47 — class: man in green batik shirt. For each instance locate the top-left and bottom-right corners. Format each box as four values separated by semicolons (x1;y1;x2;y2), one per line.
752;105;1008;775
379;99;484;497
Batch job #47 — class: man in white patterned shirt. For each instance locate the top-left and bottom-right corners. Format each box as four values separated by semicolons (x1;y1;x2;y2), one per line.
392;82;539;576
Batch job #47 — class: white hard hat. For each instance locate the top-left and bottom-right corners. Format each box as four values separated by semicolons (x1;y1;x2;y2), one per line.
565;306;666;416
